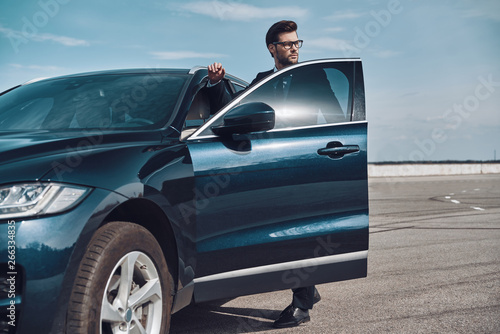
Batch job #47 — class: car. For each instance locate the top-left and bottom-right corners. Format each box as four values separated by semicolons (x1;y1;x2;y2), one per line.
0;58;368;334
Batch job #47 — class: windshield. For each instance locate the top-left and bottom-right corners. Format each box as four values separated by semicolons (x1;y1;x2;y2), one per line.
0;73;187;131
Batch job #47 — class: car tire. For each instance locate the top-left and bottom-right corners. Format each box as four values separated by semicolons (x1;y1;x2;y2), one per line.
66;222;173;334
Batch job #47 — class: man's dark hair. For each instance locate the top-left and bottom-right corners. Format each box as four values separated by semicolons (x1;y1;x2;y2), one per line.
266;20;298;57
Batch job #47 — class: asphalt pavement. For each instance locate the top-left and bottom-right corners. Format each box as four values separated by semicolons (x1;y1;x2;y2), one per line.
170;174;500;334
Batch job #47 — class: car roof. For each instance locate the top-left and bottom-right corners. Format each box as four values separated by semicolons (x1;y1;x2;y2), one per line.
21;67;202;86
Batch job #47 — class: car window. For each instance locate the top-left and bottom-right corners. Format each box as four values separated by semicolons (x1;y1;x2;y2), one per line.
0;74;187;130
0;97;54;130
231;81;246;94
240;63;353;129
196;62;355;137
182;79;234;131
184;88;211;128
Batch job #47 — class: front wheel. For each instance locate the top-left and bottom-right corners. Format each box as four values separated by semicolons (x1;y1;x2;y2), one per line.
66;222;173;334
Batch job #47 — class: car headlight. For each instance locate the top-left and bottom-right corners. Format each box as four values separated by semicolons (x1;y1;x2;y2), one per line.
0;183;91;219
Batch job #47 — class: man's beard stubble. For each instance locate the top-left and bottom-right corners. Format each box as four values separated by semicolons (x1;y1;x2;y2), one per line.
277;51;298;68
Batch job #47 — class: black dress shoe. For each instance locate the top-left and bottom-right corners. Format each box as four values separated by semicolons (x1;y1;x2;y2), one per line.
273;306;310;328
313;287;321;304
279;288;321;317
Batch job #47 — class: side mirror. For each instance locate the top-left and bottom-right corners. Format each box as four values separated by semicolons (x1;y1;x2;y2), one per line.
211;102;275;137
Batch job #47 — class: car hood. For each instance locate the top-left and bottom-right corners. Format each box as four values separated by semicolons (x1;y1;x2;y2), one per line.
0;130;177;189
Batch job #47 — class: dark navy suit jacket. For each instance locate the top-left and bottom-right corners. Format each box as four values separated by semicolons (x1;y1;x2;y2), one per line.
248;70;274;87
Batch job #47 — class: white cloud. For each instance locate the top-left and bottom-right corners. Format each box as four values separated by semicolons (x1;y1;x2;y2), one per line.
307;37;401;58
306;37;358;52
175;1;308;21
150;51;227;60
0;25;89;47
460;0;500;21
33;33;90;46
461;8;500;21
373;50;401;58
9;63;65;71
324;10;365;21
324;27;345;33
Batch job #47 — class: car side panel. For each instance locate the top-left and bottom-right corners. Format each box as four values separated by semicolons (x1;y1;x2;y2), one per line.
188;121;368;301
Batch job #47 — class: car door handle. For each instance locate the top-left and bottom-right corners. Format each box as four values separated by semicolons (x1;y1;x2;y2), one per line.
317;142;360;159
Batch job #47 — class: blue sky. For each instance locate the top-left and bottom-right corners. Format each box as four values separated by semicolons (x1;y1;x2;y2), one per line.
1;0;499;162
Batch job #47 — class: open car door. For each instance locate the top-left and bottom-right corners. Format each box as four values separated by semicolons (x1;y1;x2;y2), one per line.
187;59;368;302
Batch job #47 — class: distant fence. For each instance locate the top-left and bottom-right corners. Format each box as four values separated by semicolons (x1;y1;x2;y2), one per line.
368;163;500;177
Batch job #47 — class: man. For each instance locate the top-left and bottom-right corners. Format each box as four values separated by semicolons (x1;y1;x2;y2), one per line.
206;20;300;106
206;21;344;127
206;20;324;328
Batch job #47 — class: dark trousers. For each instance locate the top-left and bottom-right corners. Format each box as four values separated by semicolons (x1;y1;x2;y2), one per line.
292;286;315;310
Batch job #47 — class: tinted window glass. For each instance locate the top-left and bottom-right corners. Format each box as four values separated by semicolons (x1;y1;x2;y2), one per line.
240;62;353;129
0;73;187;130
232;82;246;94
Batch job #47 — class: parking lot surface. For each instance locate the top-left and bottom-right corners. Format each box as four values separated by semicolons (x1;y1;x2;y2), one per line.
171;174;500;334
